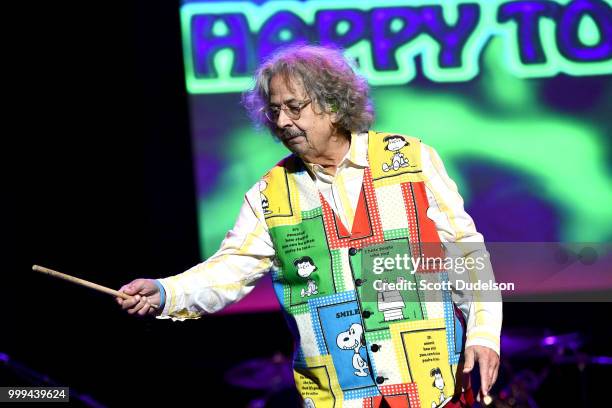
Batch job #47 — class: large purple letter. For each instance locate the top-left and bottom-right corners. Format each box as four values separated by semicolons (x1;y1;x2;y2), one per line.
419;4;480;68
316;9;367;49
557;0;612;62
371;7;422;71
498;1;560;64
192;14;251;78
257;12;311;63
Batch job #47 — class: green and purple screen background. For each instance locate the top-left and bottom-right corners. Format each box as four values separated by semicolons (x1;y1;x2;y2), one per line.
180;0;612;312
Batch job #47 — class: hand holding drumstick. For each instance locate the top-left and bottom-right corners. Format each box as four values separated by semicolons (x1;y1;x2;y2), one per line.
116;278;162;316
33;265;162;316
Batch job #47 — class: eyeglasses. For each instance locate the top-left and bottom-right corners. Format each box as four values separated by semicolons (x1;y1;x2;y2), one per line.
262;99;312;123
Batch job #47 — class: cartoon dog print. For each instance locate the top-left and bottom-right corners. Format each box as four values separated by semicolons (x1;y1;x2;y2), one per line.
336;323;369;377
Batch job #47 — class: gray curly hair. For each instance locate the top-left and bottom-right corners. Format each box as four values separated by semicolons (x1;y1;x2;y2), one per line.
242;44;375;135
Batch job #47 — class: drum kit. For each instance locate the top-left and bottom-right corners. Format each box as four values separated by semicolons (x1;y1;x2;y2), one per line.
225;332;611;408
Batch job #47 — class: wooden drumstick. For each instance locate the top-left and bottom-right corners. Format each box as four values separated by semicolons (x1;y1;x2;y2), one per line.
32;265;158;309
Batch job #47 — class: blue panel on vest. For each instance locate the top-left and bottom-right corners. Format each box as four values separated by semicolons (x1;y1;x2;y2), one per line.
454;312;464;353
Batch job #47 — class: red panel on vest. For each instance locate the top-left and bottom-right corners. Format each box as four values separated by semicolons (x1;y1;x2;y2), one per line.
350;187;371;239
328;187;371;239
320;168;385;249
333;210;350;237
412;181;441;245
402;181;445;272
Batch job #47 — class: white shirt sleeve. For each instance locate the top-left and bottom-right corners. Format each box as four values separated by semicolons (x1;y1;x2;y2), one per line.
421;143;503;356
156;182;276;321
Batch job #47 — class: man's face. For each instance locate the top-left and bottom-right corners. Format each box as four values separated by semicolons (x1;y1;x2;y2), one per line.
268;74;336;160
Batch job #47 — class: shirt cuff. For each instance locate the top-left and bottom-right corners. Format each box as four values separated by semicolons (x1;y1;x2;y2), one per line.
153;279;166;310
465;333;501;357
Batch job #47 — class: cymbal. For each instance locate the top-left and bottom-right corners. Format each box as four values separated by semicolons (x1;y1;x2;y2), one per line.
225;353;293;390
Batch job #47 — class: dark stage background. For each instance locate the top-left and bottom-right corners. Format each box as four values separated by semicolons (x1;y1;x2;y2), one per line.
7;1;611;407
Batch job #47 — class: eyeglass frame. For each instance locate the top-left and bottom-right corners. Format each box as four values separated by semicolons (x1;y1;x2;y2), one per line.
261;99;312;123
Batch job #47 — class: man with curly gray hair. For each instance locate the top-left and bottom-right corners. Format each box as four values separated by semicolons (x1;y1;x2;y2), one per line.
118;44;501;408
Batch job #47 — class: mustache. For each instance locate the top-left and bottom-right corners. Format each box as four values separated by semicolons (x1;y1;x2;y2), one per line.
281;129;306;139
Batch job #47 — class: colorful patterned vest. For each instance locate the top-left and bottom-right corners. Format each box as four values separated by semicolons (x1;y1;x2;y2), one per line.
260;131;466;408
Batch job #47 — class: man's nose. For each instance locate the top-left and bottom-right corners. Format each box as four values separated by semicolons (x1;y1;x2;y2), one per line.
276;109;293;128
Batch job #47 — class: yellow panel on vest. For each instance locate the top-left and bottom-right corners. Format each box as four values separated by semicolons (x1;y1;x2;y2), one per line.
368;131;426;188
261;163;302;228
390;318;455;407
295;355;344;406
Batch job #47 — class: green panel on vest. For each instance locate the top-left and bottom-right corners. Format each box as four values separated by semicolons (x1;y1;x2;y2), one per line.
359;240;424;331
383;228;410;241
269;216;336;307
330;249;346;292
301;207;322;219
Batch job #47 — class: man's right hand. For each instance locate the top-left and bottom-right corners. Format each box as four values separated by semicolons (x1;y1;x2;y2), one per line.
116;279;161;316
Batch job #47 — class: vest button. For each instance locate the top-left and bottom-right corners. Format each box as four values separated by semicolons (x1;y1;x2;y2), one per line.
376;376;385;384
362;310;371;318
355;279;363;287
348;247;358;256
370;344;380;352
